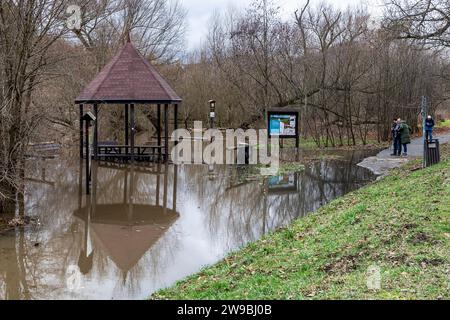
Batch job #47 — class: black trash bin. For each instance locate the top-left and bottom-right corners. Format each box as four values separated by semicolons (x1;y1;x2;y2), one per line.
425;139;440;167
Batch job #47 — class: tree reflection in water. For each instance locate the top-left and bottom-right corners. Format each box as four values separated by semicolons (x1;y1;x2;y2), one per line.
0;149;375;299
183;150;374;251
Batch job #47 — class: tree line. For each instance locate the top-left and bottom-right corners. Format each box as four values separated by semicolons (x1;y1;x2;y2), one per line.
176;0;449;147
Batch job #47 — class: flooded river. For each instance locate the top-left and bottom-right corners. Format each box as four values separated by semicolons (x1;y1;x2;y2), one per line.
0;149;376;299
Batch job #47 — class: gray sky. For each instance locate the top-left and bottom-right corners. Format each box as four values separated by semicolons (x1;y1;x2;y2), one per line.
182;0;383;50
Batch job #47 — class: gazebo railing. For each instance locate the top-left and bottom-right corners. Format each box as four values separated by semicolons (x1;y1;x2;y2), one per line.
96;144;166;162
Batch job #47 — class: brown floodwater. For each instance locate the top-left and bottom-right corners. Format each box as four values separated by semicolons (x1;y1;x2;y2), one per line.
0;149;377;300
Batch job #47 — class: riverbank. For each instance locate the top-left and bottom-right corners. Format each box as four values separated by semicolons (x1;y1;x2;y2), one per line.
153;143;450;300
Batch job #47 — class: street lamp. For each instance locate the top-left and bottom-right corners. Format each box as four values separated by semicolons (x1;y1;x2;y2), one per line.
208;164;216;181
81;111;96;195
209;100;216;130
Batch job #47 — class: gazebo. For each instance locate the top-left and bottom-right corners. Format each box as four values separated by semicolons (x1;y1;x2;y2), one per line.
75;36;181;163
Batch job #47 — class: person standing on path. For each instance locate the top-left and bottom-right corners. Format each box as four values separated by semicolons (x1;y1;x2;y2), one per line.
398;119;411;156
391;119;402;156
425;115;435;141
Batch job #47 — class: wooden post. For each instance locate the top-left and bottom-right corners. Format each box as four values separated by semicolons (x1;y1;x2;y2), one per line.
164;104;169;162
91;161;98;220
125;104;129;151
174;104;178;145
163;163;168;213
78;160;83;208
157;104;161;161
130;104;135;162
83;195;90;263
156;163;160;206
123;170;128;204
173;104;179;163
173;165;178;212
128;166;134;221
83;187;92;270
79;104;84;158
93;104;98;160
85;119;90;195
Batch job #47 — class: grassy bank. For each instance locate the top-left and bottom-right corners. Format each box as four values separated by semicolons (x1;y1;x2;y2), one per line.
153;144;450;300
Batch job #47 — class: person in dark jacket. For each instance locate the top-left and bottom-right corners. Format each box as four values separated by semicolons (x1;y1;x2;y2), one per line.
425;115;435;141
398;120;411;156
390;118;401;156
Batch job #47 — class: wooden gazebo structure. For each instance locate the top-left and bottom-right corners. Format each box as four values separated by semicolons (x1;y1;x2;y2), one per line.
75;36;181;163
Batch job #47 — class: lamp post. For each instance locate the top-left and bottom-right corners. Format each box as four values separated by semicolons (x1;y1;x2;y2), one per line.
208;164;216;181
81;112;96;195
209;100;216;130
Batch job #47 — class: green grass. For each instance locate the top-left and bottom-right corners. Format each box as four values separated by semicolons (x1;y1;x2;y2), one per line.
438;119;450;128
153;145;450;300
291;137;388;150
298;138;318;150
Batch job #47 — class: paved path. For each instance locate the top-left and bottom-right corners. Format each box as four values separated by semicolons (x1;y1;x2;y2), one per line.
358;132;450;176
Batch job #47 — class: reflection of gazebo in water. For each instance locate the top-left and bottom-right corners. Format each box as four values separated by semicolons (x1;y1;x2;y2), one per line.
74;162;179;276
75;35;181;163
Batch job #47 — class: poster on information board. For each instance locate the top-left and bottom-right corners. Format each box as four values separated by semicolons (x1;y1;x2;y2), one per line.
267;109;300;146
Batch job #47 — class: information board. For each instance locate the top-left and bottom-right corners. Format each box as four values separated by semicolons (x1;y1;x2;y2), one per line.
267;110;299;140
268;173;298;194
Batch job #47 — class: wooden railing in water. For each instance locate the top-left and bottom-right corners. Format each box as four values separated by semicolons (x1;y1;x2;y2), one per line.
96;144;166;162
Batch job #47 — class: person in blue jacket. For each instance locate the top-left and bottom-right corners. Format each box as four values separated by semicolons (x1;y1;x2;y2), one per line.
425;115;435;141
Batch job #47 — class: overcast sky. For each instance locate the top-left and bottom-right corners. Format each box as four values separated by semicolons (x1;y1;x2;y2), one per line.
182;0;383;50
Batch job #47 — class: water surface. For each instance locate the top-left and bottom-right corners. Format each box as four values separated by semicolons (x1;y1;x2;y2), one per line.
0;149;376;299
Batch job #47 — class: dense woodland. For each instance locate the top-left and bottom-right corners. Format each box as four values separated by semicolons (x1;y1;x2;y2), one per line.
1;0;450;212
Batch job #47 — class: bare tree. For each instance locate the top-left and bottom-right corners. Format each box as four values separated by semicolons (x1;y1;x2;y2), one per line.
0;0;67;213
71;0;187;69
193;0;448;145
207;0;286;128
384;0;450;47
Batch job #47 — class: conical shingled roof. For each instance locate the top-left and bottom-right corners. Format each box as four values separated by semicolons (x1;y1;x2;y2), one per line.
75;39;181;104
